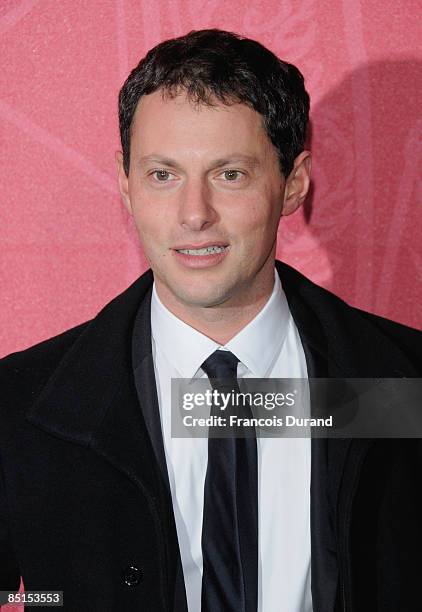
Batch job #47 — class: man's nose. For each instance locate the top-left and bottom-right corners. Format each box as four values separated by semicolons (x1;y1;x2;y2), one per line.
177;179;217;231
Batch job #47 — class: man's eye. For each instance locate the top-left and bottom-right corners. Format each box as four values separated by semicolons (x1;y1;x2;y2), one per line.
152;170;173;181
222;170;242;181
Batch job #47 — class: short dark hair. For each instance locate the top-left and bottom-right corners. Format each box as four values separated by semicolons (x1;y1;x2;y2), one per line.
118;29;309;177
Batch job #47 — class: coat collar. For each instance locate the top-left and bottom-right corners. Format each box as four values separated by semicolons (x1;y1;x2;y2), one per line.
276;260;415;378
25;268;164;498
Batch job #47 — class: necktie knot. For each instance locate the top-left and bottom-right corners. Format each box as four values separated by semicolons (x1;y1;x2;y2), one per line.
201;350;240;380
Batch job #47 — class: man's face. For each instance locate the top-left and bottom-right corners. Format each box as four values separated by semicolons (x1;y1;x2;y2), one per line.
117;90;308;312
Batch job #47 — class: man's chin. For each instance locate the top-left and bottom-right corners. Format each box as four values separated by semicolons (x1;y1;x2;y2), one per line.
172;288;231;309
153;268;242;311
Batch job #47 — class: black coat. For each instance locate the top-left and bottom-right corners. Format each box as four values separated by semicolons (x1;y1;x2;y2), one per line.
1;261;421;612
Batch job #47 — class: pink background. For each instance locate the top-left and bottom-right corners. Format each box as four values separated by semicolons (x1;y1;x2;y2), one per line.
0;0;420;604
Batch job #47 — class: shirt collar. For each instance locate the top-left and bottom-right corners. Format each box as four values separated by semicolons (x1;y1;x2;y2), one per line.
150;269;290;379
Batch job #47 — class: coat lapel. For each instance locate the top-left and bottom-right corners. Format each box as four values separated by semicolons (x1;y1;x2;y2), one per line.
131;287;171;493
279;263;346;612
131;287;188;612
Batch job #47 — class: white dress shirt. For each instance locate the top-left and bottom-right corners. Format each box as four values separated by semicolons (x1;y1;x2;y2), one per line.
150;270;313;612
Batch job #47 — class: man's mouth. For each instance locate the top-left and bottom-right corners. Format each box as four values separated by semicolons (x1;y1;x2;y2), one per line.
176;245;228;256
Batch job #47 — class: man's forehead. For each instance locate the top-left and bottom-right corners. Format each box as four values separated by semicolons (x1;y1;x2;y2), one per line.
129;89;278;168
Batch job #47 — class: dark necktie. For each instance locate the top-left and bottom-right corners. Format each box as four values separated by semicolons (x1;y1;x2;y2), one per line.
200;350;258;612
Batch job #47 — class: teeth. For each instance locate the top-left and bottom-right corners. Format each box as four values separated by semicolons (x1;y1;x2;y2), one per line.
177;246;227;255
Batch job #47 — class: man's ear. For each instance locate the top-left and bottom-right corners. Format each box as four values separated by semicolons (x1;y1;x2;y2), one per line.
282;151;312;216
115;151;133;215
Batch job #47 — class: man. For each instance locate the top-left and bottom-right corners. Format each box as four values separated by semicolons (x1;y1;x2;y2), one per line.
0;29;421;612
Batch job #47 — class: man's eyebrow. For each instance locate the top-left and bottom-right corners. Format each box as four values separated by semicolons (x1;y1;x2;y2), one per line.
211;155;261;168
138;155;183;169
137;154;261;169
